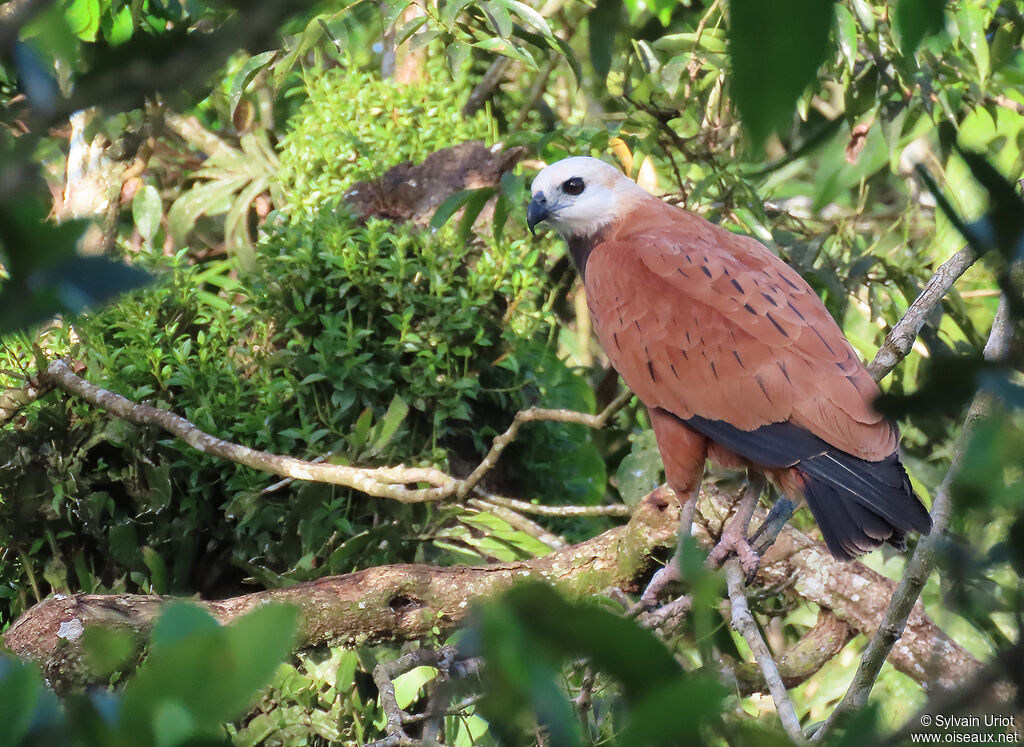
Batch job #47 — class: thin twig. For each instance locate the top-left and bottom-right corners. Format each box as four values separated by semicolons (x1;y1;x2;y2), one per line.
473;490;632;518
725;560;807;744
813;296;1015;741
456;388;633;498
367;646;470;747
866;244;980;382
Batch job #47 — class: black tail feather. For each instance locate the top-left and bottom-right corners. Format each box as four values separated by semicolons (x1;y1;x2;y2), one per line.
800;450;931;559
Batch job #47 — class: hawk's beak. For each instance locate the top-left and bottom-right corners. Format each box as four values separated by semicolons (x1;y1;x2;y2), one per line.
527;195;549;236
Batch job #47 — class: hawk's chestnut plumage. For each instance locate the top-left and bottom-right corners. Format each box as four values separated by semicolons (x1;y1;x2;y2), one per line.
529;157;931;561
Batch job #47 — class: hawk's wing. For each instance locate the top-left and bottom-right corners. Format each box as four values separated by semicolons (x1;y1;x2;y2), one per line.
584;212;896;462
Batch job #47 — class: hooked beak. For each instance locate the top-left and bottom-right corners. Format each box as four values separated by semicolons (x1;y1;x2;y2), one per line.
527;194;549;236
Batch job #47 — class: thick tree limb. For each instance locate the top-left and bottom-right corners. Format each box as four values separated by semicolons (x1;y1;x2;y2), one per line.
866;245;980;381
3;487;684;692
813;296;1015;740
6;485;985;701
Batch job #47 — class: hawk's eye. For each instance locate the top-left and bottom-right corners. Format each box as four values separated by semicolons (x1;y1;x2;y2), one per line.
562;177;585;196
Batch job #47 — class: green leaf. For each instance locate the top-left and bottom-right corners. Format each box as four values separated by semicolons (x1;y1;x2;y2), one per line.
589;0;621;82
104;3;135;45
430;189;477;231
82;626;137;678
457;187;495;244
150;603;221;650
141;546;169;594
616;428;662;505
132;184;162;244
392;666;438;709
0;658;61;744
373;395;409;451
955;1;989;84
229;51;277;119
65;0;101;41
618;675;728;745
891;0;945;58
729;0;837;147
835;4;859;74
119;604;296;741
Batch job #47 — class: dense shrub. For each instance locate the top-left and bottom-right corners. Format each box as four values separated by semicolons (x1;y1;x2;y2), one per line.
0;68;593;628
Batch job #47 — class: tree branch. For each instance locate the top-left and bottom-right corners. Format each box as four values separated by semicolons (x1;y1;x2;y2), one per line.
0;373;51;426
866;245;980;381
813;296;1015;740
456;388;633;498
725;559;806;744
3;486;685;692
696;489;984;694
717;609;852;697
6;484;986;703
38;359;632;506
364;646;476;747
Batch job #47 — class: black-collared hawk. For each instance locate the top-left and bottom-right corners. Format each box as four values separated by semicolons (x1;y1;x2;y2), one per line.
526;156;931;576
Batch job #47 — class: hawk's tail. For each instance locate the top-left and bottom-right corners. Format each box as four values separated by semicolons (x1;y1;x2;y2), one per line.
797;450;932;560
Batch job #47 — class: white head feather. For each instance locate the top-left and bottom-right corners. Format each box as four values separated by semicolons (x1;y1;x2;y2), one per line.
529;156;649;238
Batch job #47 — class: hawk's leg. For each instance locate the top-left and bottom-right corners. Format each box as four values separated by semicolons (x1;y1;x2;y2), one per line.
638;494;697;609
706;471;767;583
748;496;796;556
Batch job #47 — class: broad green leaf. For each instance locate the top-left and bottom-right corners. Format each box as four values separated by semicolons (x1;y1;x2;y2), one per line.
395;15;428;45
457;187;495;244
955;1;990;84
392;666;438;709
616;428;662;505
728;0;837;147
472;37;537;68
481;1;513;38
506;1;553;38
618;676;728;744
891;0;945;58
835;4;859;74
150;603;220;650
65;0;101;41
430;189;478;230
103;3;134;45
0;658;58;745
132;184;162;244
82;627;137;678
373;394;409;451
141;546;168;594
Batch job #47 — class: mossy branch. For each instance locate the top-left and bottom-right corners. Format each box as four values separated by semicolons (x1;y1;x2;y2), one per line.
6;485;984;699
